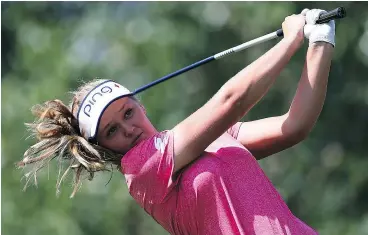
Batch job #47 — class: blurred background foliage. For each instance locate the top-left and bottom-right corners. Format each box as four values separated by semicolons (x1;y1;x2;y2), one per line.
2;1;368;235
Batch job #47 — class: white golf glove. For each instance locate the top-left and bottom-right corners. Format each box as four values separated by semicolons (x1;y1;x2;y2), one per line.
302;9;335;47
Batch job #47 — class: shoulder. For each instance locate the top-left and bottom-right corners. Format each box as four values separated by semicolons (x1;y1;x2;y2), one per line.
120;130;178;204
121;130;173;174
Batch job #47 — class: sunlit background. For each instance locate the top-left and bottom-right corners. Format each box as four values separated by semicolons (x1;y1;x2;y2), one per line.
2;2;368;235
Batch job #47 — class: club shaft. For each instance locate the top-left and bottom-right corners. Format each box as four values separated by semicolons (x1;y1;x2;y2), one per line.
214;32;279;60
133;32;278;95
133;56;215;94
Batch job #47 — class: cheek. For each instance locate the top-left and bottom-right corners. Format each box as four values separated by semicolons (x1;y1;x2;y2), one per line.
140;112;152;128
101;136;129;154
135;108;148;122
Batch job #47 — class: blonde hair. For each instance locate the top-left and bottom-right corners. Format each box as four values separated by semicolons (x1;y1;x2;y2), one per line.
17;79;122;198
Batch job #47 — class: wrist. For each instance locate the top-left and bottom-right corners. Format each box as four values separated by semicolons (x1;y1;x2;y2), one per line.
308;41;334;50
307;42;334;60
309;36;335;47
282;35;304;51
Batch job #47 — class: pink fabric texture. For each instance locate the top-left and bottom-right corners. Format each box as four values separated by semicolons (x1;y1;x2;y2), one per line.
121;123;318;235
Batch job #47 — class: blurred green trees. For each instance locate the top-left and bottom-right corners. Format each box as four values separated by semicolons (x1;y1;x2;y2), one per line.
2;2;368;235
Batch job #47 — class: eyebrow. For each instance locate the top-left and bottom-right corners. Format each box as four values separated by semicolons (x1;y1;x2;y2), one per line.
102;104;126;134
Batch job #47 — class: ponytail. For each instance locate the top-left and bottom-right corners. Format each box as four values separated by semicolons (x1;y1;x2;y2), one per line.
18;91;120;198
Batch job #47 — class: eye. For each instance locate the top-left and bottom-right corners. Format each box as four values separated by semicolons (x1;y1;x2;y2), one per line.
124;108;133;119
107;125;118;138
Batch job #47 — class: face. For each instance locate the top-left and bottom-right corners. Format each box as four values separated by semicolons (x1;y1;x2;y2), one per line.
96;97;157;154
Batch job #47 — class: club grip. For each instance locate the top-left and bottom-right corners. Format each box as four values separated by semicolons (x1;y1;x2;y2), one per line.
317;7;347;23
276;7;346;37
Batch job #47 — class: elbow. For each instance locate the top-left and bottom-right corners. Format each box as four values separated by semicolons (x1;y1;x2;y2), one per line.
291;126;311;143
283;113;314;144
218;82;253;116
218;92;245;122
284;126;310;148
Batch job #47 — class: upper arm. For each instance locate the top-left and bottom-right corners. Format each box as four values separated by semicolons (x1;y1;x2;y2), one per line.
236;113;308;160
171;88;245;173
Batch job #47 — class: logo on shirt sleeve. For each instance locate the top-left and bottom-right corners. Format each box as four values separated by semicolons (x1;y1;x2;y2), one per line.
154;134;169;154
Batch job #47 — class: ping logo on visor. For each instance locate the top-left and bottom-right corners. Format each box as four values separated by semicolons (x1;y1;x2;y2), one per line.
77;80;131;141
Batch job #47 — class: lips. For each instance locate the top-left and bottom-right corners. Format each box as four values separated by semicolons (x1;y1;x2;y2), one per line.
132;133;143;147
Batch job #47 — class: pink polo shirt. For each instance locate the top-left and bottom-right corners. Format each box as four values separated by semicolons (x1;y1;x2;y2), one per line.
121;123;318;235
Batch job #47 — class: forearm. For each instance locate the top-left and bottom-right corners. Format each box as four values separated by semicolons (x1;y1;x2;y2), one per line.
222;37;302;116
287;42;334;134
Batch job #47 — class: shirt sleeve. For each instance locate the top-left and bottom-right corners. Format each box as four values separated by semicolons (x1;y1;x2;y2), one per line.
121;130;179;207
226;122;243;139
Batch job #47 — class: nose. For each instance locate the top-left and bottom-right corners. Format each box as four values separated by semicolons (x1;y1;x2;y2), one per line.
122;123;135;137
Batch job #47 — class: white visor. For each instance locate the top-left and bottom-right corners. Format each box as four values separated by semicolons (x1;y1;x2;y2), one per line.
77;80;131;141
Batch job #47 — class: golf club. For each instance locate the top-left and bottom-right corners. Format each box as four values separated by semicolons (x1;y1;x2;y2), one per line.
131;7;346;95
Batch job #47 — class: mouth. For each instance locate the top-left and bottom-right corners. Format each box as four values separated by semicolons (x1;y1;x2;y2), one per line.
132;132;143;147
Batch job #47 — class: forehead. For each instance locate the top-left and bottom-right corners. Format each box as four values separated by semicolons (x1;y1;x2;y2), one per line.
99;97;131;123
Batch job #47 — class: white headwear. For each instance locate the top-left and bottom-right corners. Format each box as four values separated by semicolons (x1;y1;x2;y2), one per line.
77;80;131;142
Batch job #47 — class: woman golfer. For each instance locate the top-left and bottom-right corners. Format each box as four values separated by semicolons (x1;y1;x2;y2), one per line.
19;9;334;235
